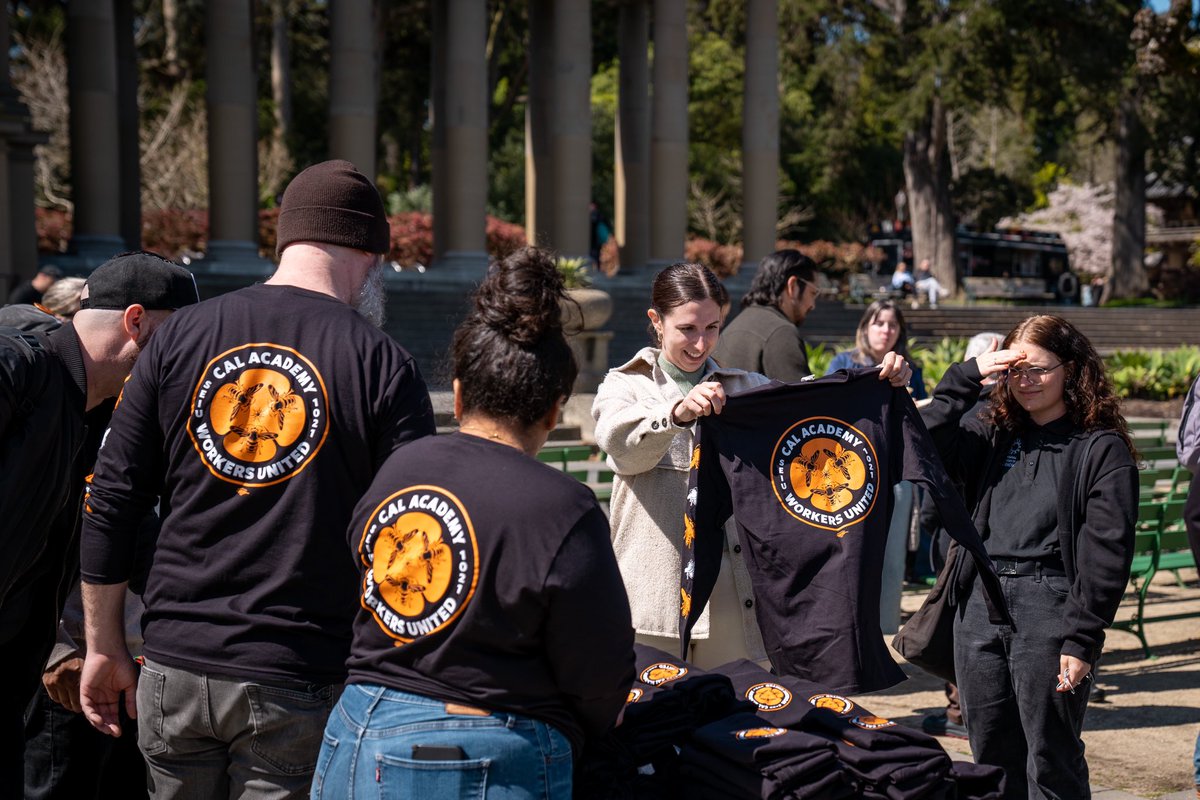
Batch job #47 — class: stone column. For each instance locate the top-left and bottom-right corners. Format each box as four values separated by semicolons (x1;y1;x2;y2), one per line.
524;0;555;247
204;0;266;271
8;137;43;289
0;7;45;293
551;0;592;261
431;0;487;273
741;0;779;271
66;0;124;262
650;0;688;268
430;0;448;261
115;0;142;251
615;1;650;273
329;0;378;180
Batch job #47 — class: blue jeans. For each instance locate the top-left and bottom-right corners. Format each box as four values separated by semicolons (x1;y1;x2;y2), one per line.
1193;727;1199;786
312;684;573;800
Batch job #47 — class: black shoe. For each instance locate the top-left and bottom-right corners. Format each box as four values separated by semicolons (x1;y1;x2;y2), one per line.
921;712;968;740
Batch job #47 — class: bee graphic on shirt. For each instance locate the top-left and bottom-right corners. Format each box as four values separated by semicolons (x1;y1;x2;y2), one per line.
808;694;856;714
734;727;787;740
641;662;689;686
746;683;793;711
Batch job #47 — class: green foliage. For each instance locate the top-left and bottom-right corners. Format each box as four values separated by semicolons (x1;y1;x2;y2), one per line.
909;337;970;396
1105;347;1200;400
556;257;593;290
1030;163;1065;210
804;341;838;378
386;185;432;216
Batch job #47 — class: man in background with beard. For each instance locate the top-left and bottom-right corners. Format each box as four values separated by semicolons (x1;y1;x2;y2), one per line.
78;160;435;800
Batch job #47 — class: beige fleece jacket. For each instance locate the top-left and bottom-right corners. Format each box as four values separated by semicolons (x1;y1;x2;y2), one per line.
592;347;770;655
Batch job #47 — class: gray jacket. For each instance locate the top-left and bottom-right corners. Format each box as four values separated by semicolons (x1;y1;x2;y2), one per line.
712;304;810;382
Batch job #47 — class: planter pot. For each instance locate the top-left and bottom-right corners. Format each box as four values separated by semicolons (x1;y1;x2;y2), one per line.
561;287;613;332
561;288;614;394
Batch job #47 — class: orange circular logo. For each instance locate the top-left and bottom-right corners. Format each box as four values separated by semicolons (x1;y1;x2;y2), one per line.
771;418;879;535
639;663;688;686
746;682;793;712
735;727;787;740
851;715;896;730
627;688;644;704
187;344;329;487
808;694;856;714
359;485;479;644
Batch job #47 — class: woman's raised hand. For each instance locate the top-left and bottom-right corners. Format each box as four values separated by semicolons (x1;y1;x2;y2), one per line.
975;348;1026;379
877;351;913;388
672;381;726;425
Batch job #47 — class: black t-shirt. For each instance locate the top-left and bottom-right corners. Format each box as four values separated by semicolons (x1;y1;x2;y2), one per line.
681;370;1009;693
985;416;1074;560
345;432;635;755
81;283;435;683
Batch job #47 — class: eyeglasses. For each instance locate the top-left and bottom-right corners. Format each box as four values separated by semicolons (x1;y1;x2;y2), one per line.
1005;362;1063;382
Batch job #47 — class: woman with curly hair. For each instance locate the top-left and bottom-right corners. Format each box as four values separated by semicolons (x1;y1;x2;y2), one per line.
921;315;1137;799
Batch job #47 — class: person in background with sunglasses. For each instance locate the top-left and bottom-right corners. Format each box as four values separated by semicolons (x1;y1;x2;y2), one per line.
711;249;821;382
922;315;1137;800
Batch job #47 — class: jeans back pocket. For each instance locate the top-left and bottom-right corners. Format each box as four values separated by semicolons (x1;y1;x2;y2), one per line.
244;682;335;776
135;664;168;756
377;753;490;800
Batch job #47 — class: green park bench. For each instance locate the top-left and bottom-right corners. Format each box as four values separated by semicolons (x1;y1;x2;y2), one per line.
961;276;1056;304
536;444;615;502
1112;497;1196;658
1128;419;1170;448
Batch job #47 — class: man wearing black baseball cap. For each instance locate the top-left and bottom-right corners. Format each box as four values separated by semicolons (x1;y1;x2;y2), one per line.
0;250;198;795
79;161;434;800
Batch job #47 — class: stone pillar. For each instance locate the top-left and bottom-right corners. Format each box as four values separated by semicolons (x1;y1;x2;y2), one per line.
615;1;650;274
551;0;592;261
524;0;555;247
329;0;378;180
431;0;487;273
430;0;448;261
204;0;266;272
741;0;779;271
115;0;142;251
8;138;42;288
0;7;45;293
67;0;124;262
650;0;688;269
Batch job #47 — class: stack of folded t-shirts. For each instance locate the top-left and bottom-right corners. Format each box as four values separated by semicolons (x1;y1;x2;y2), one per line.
574;645;752;799
679;711;855;799
717;660;952;800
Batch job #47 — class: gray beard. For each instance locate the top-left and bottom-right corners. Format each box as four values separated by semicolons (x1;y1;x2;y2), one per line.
354;262;387;328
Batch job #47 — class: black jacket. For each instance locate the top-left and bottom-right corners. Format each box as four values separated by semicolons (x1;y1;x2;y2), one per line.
0;324;89;617
921;360;1138;664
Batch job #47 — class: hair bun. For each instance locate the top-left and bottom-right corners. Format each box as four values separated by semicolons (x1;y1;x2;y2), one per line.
474;247;567;347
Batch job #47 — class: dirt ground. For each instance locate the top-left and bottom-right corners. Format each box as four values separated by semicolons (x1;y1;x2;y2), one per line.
867;569;1200;798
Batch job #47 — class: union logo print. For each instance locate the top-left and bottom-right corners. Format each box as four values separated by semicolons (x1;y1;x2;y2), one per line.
746;682;793;712
640;663;688;686
770;417;879;535
808;694;856;714
359;485;479;644
627;688;644;704
187;343;328;487
734;727;787;740
851;715;896;730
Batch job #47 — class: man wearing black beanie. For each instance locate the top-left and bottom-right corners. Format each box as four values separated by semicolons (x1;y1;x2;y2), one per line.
79;161;435;800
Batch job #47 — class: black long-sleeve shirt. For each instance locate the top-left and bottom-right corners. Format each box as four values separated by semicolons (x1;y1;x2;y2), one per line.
346;433;634;755
81;284;435;683
921;359;1138;663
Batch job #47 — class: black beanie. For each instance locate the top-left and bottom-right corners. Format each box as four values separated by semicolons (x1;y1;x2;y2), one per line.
275;160;390;257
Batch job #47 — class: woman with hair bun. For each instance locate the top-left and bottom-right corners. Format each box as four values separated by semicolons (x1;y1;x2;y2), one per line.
593;262;911;668
922;314;1137;799
313;247;634;799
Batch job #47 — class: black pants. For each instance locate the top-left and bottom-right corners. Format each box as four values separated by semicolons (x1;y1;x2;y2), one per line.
953;571;1092;800
25;684;149;800
0;582;61;799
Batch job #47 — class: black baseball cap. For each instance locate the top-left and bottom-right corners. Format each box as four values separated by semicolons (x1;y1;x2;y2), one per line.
79;251;200;311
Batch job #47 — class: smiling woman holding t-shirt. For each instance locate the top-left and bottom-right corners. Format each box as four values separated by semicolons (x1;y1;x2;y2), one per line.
312;248;634;799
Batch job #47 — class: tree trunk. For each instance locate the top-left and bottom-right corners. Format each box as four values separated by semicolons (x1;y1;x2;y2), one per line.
903;95;957;292
162;0;181;76
1108;94;1149;302
270;0;292;147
